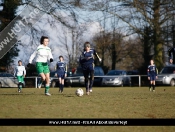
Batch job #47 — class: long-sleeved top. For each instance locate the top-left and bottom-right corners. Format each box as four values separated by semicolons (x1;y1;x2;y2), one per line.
14;65;26;76
29;45;53;63
79;49;100;66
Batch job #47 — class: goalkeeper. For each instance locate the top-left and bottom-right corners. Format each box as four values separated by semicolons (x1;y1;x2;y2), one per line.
79;42;102;95
27;36;53;96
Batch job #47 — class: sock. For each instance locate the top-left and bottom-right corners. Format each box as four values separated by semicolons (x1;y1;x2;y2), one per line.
59;84;62;91
85;78;89;92
149;83;152;88
45;84;50;93
19;82;22;90
61;84;64;92
89;80;94;90
38;79;43;86
153;85;155;90
18;82;22;90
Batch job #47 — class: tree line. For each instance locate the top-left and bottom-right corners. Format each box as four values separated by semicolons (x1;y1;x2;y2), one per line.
0;0;174;75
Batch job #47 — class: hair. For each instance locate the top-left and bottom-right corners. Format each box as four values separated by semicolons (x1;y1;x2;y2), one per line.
18;60;22;63
84;42;90;48
59;55;63;59
40;36;49;44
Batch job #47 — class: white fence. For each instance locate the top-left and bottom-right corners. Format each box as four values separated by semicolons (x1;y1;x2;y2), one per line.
22;75;148;88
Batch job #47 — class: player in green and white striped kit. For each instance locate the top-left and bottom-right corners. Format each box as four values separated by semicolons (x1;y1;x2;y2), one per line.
28;36;53;96
14;60;26;93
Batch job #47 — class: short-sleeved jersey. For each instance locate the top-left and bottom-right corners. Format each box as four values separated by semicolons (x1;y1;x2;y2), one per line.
14;66;26;76
29;45;53;63
56;61;67;75
79;49;98;66
147;65;157;77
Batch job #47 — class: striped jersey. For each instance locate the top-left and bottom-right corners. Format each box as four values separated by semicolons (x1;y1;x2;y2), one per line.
79;49;98;65
147;65;157;76
14;66;26;76
56;61;67;74
29;45;53;63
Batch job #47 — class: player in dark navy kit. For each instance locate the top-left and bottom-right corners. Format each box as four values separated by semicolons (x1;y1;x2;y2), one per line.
147;59;158;92
79;42;102;95
55;56;67;93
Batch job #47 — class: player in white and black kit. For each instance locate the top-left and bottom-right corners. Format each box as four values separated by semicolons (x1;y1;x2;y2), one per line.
147;59;158;92
55;56;67;93
14;60;26;93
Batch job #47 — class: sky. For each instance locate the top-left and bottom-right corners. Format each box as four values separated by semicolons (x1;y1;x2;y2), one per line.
13;7;103;71
11;1;133;71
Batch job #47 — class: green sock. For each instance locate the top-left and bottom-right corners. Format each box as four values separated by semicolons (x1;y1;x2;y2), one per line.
45;85;50;93
20;85;22;90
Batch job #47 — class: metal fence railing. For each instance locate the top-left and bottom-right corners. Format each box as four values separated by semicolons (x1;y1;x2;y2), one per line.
0;75;149;88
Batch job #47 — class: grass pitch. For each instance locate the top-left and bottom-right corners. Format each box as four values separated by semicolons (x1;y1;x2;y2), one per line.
0;87;175;132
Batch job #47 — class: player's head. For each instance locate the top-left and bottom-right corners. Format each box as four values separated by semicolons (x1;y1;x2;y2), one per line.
150;59;154;65
59;55;64;61
170;58;173;64
84;42;90;50
18;60;22;66
40;36;49;46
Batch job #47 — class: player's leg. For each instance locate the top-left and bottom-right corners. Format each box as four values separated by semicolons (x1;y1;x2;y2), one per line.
83;70;89;95
17;76;23;92
149;76;154;91
45;73;50;95
58;76;62;93
61;75;65;93
89;70;94;93
152;76;156;92
36;62;46;88
43;63;51;96
37;77;43;88
89;64;94;93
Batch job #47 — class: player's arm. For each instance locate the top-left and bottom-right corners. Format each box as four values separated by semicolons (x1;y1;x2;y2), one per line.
65;63;67;77
93;49;102;62
155;66;158;76
79;54;86;67
23;66;26;77
29;50;37;64
147;66;150;79
48;49;53;62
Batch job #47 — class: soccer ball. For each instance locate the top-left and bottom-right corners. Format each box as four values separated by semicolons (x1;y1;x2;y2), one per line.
75;88;84;97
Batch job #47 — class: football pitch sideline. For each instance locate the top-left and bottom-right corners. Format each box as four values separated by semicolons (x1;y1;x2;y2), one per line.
0;87;175;132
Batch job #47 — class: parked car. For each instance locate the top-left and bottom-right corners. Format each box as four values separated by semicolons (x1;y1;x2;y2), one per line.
101;70;131;87
64;66;105;87
0;72;25;88
127;70;139;86
156;65;175;86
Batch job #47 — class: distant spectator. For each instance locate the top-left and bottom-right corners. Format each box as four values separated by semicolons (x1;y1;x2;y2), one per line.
169;58;173;65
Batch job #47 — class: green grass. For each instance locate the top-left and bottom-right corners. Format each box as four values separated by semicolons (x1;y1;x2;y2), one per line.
0;87;175;132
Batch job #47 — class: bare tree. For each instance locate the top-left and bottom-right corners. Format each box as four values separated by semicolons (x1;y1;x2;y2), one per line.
89;0;175;70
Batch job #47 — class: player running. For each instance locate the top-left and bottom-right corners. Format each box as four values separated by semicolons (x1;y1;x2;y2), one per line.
79;42;102;95
28;36;53;96
55;55;67;93
147;59;158;92
14;60;26;93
